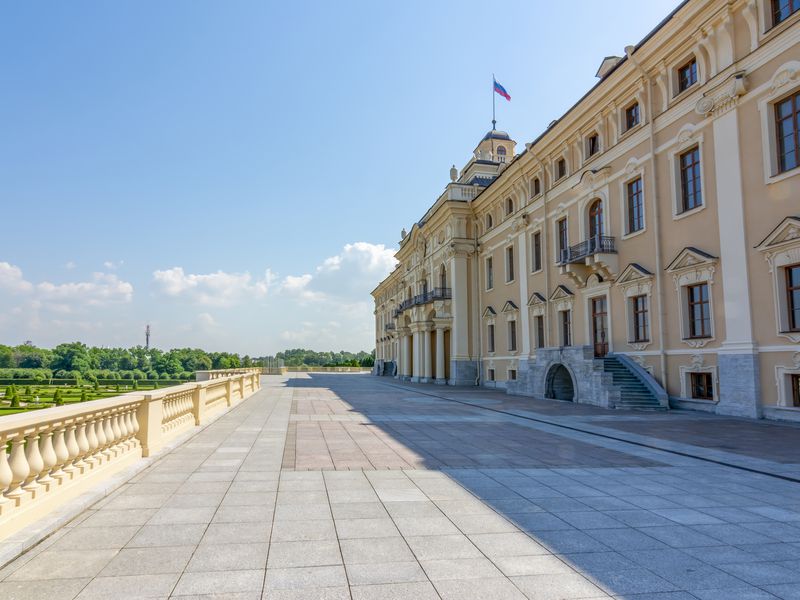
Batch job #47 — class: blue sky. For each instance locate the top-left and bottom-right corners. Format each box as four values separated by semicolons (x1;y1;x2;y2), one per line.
0;0;680;355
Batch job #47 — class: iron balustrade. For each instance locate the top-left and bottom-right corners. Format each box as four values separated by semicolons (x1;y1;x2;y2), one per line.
559;235;617;264
384;323;396;332
393;288;453;317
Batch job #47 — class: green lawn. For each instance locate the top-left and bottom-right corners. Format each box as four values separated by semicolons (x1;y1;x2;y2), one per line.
0;382;181;416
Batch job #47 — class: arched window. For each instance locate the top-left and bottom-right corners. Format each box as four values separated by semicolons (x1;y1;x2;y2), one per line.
589;199;604;239
496;146;507;162
532;177;541;197
486;213;494;229
505;198;514;216
439;265;447;289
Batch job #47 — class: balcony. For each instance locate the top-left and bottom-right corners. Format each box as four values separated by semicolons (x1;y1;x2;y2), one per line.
384;323;396;332
394;288;452;317
559;236;619;286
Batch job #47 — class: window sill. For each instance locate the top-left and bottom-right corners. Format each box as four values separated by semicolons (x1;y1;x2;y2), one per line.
620;122;643;139
530;268;543;276
766;166;800;186
628;339;651;344
673;203;705;221
672;83;698;102
505;280;516;286
684;336;713;341
621;227;646;241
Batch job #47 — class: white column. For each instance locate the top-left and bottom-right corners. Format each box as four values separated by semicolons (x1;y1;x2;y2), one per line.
423;328;432;381
435;326;446;384
449;253;470;360
411;328;422;382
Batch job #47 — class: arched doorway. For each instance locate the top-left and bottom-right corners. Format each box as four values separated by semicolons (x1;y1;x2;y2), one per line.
589;199;603;239
545;364;575;401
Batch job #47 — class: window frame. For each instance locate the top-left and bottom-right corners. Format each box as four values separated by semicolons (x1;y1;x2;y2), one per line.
625;102;640;131
775;90;800;175
531;230;543;273
560;309;572;347
690;371;714;400
556;217;568;262
508;319;517;352
487;368;495;382
679;145;703;213
487;323;496;353
785;263;800;331
535;314;545;349
792;373;800;407
630;294;650;343
772;0;799;26
586;132;600;160
626;176;645;235
505;244;515;283
505;197;514;216
677;57;698;94
686;282;712;339
485;256;494;291
555;157;567;181
508;368;517;381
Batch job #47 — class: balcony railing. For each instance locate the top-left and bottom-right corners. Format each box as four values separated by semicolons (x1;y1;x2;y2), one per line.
560;235;617;264
393;288;453;317
384;323;396;332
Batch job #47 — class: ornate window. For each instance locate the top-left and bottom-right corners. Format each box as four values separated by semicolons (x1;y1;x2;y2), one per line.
556;157;567;180
626;177;644;233
485;256;494;290
531;231;542;273
679;146;702;213
666;247;717;347
586;133;600;158
625;102;640;130
773;0;799;26
557;218;568;257
560;310;572;346
508;320;517;352
496;145;507;163
677;58;697;93
786;263;800;330
690;372;714;400
531;177;541;197
486;213;494;230
775;91;799;174
505;245;515;283
505;197;514;216
535;315;545;348
487;323;496;353
588;199;604;238
631;295;649;343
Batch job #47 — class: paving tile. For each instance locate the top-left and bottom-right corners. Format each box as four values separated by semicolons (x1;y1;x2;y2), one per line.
264;588;351;600
128;524;207;548
469;532;547;557
433;577;528;600
201;522;273;544
267;541;342;568
49;526;140;550
419;556;503;580
99;545;194;576
265;565;348;590
186;542;269;572
7;549;118;580
511;572;606;599
0;578;91;600
148;507;216;525
350;581;440;600
271;519;336;542
212;505;274;523
75;573;179;599
339;537;416;564
173;569;266;595
345;561;427;585
393;516;460;536
335;518;399;539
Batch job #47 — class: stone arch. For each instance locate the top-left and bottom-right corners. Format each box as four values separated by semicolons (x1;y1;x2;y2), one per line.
545;363;576;401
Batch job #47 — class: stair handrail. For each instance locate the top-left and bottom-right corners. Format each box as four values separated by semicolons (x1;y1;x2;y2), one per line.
609;353;669;409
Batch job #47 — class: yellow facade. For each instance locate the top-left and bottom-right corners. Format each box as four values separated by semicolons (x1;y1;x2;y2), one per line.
372;0;800;421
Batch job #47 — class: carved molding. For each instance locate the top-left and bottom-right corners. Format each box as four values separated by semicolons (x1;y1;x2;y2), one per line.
695;72;747;117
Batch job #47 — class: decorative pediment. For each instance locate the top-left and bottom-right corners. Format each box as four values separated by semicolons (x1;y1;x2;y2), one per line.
527;292;546;306
482;306;497;319
617;263;653;285
501;300;519;313
549;285;574;301
756;216;800;251
574;166;611;193
665;247;717;273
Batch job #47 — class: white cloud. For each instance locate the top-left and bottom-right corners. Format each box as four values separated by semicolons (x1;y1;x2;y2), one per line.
0;262;34;293
152;267;275;307
65;261;77;270
197;312;218;328
103;260;124;270
37;272;133;311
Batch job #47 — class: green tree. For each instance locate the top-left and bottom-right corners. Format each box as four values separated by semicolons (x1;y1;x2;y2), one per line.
53;389;64;406
80;390;88;402
9;393;20;408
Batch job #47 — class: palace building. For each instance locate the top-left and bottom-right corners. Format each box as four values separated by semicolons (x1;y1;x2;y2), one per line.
371;0;800;421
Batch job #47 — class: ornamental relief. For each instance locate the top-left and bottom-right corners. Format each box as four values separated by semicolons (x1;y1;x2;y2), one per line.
672;266;716;291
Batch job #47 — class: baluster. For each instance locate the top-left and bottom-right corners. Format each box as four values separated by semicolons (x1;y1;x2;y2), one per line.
74;421;90;471
111;412;123;455
121;409;134;450
51;425;69;481
117;410;129;452
101;414;114;460
6;434;29;500
0;435;13;510
130;408;140;448
64;424;80;474
92;416;106;464
37;429;57;488
22;430;44;494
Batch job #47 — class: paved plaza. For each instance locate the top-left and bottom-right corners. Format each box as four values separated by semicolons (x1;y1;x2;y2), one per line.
2;373;800;599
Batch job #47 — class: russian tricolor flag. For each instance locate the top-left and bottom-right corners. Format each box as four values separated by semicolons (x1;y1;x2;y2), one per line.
493;79;511;101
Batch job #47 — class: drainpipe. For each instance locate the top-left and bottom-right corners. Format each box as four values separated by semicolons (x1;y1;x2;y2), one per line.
473;225;482;386
625;45;667;389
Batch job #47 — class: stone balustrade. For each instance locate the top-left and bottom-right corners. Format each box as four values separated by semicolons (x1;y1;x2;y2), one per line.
195;367;263;381
0;370;261;541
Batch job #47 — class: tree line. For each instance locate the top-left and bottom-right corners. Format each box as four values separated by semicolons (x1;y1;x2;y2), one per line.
0;342;250;381
274;348;374;367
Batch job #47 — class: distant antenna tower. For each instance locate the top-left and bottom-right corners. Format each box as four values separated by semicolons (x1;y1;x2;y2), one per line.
145;324;151;350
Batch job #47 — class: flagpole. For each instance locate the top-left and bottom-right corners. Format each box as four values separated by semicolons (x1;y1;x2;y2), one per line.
492;74;496;131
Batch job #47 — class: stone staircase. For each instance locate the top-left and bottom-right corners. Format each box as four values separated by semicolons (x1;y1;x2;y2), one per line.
600;355;666;411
